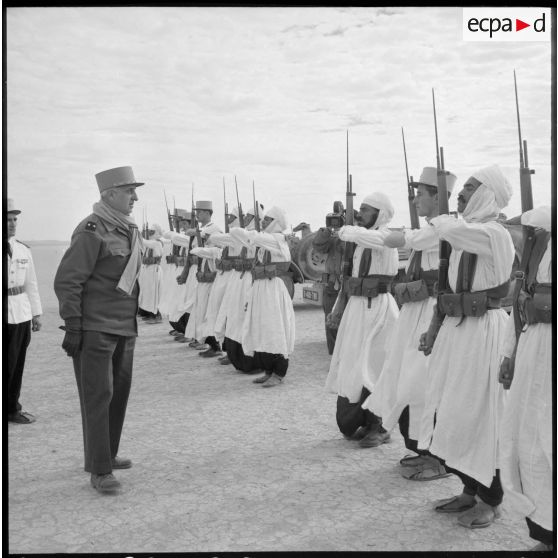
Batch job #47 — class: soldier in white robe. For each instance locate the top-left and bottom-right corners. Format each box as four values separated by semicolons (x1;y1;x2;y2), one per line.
417;165;515;529
215;206;262;373
498;206;553;550
363;167;456;479
183;201;222;355
161;211;194;339
230;206;295;387
325;192;399;448
138;223;164;323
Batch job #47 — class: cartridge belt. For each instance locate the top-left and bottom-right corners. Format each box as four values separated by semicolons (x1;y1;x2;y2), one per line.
7;285;25;296
343;275;394;301
252;262;292;281
142;256;161;265
216;259;234;272
232;259;254;272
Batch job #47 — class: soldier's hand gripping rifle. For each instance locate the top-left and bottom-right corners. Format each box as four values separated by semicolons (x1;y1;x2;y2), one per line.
235;175;245;228
402;127;420;230
223;177;230;233
164;189;174;232
326;130;355;330
419;89;450;355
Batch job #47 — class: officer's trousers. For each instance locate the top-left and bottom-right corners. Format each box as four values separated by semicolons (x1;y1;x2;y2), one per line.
72;331;135;474
7;321;31;415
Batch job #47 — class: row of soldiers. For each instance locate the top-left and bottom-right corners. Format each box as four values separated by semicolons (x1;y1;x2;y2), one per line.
134;164;552;549
136;199;296;387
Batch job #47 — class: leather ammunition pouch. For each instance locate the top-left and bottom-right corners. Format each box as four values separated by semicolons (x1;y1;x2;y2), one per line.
166;255;175;264
438;290;504;318
343;274;393;308
393;279;435;306
233;259;254;272
196;270;217;283
519;284;552;325
174;256;187;267
142;256;161;265
252;262;292;281
216;259;234;272
187;254;198;266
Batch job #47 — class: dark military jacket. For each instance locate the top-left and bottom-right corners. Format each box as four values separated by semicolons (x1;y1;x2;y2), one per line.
54;213;138;336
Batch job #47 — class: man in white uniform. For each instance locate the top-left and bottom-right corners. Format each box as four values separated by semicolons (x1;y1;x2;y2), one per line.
499;206;552;550
6;198;42;424
363;167;456;479
325;192;399;447
230;206;295;387
417;165;515;529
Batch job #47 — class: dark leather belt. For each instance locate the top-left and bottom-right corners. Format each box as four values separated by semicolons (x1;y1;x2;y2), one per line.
7;285;25;296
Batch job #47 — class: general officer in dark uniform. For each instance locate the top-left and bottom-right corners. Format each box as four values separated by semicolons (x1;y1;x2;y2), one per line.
54;166;144;493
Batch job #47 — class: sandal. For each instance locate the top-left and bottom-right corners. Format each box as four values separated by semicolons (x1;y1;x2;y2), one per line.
457;502;500;529
399;454;428;467
400;463;452;481
434;495;476;514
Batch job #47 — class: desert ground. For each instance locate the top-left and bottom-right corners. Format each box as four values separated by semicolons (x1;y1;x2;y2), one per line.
8;244;534;554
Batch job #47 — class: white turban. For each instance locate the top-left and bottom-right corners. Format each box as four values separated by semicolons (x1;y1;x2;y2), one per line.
264;206;288;233
361;192;394;229
472;165;512;209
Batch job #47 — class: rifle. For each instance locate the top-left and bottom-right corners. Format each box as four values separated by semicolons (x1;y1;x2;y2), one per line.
514;70;534;212
223;177;230;233
325;130;355;330
252;180;261;232
235;175;245;228
173;196;179;232
402;127;420;229
164;189;174;232
432;89;450;297
342;130;355;278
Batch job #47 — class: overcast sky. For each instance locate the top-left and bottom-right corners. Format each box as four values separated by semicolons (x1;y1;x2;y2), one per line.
6;6;553;241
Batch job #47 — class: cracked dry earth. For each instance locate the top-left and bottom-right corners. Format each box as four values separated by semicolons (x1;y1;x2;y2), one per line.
8;258;534;554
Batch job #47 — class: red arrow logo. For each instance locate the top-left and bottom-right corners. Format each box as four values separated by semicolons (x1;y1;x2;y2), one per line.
516;19;530;31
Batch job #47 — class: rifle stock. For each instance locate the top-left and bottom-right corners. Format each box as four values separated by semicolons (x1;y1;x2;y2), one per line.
402;127;420;229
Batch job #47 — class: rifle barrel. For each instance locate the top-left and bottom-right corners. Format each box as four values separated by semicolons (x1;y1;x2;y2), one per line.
402;127;420;230
514;70;525;169
432;88;441;171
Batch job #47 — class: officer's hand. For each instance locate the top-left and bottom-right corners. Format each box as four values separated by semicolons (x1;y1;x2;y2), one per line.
498;357;514;390
61;330;82;358
31;315;42;332
176;273;187;285
184;228;197;237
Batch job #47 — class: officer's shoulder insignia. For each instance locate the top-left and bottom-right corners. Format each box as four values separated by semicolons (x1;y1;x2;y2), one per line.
16;240;30;248
85;221;97;232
